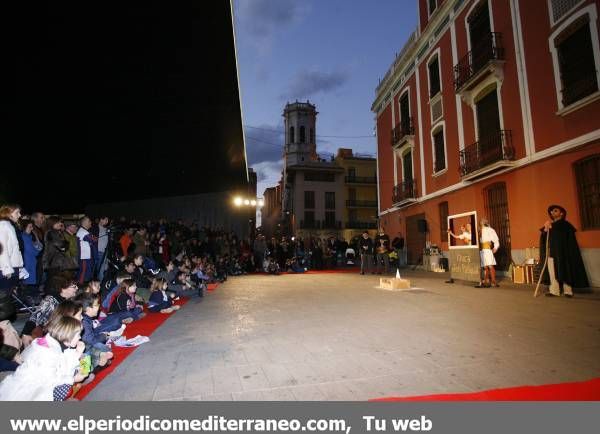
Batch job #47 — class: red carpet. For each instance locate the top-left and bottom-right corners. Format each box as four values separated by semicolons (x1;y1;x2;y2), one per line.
76;297;190;400
370;378;600;401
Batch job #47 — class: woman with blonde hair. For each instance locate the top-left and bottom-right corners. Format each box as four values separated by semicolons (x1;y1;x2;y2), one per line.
0;204;24;293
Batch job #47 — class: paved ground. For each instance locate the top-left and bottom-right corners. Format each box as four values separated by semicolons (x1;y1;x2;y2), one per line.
85;270;600;401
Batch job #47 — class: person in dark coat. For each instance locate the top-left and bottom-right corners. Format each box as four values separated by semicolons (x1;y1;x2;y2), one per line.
358;231;374;275
540;205;589;297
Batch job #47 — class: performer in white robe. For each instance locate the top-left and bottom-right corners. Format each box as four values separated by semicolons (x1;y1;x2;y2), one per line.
477;218;500;287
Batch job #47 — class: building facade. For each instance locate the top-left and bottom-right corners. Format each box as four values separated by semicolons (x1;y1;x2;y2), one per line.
372;0;600;285
334;148;379;240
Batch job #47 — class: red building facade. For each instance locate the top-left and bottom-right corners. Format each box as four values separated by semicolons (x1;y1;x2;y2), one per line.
373;0;600;285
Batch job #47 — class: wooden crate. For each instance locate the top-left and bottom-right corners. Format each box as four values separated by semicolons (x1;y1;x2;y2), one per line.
513;265;525;284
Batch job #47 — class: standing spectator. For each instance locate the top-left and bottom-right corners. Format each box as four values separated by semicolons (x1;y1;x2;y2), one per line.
95;217;110;281
76;216;97;285
119;227;134;258
391;232;405;267
476;218;500;288
43;217;77;283
31;212;46;287
0;204;24;293
133;226;149;257
19;219;43;295
540;205;589;297
63;222;79;261
374;228;390;274
358;231;374;275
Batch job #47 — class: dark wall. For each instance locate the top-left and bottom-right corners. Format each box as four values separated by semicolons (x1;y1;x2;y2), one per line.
2;0;247;213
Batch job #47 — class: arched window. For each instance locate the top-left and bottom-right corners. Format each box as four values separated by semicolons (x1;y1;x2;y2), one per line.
289;126;295;143
309;128;314;144
300;126;306;143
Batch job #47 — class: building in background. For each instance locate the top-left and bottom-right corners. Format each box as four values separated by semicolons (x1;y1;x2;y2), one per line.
372;0;600;285
334;148;378;240
261;184;283;239
280;101;379;241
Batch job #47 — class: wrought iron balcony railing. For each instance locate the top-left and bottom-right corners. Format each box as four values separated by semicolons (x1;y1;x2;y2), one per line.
459;130;514;177
392;179;417;204
391;118;414;146
346;200;378;207
454;32;504;91
345;176;377;184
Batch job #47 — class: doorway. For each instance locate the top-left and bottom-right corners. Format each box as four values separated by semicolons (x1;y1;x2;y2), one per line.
483;182;511;271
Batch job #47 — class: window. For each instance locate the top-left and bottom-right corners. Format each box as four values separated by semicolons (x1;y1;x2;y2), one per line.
428;0;437;16
325;211;336;228
348;167;356;178
439;201;449;241
304;171;336;182
550;0;584;25
300;126;306;143
304;191;315;209
574;154;600;229
433;128;446;172
555;16;598;107
349;209;358;222
325;192;335;209
428;56;441;98
289;126;295;143
310;128;314;143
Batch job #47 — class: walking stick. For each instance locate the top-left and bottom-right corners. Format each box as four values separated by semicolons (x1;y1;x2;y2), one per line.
534;228;550;297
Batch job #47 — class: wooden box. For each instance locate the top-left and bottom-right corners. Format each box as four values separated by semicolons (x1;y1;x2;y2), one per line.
513;265;525;284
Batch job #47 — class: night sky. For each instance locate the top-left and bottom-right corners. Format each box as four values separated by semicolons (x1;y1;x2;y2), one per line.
3;1;247;213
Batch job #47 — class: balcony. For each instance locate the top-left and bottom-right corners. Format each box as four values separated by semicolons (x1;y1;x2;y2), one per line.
392;179;417;206
391;118;414;147
346;199;378;208
346;221;377;230
345;176;377;184
454;32;505;94
299;220;320;229
459;130;515;180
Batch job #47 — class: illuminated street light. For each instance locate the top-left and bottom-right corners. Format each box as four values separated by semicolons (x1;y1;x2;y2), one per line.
244;199;250;205
234;197;243;206
258;199;264;207
250;199;257;206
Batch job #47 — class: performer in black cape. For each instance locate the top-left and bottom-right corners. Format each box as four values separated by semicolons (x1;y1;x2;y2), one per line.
540;204;589;297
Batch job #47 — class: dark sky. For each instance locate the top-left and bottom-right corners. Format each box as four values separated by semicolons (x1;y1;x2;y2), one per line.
2;1;248;213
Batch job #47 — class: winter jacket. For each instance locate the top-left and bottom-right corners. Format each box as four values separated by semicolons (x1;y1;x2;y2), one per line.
43;230;77;272
0;220;24;277
0;334;80;401
81;315;107;348
21;232;42;285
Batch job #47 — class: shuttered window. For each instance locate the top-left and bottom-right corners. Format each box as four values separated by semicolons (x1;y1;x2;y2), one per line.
574;154;600;229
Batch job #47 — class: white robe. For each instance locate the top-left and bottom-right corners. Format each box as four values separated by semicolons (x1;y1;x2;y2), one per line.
480;226;500;267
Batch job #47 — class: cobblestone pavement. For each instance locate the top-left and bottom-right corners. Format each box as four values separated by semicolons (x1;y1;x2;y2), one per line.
85;270;600;401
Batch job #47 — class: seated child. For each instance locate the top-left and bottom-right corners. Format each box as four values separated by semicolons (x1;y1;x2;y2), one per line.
148;277;180;314
109;278;145;323
0;316;84;401
77;293;114;370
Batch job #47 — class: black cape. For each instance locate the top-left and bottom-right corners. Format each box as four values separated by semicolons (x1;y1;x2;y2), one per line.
539;219;590;292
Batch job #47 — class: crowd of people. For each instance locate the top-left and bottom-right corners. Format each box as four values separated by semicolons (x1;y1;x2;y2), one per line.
0;203;404;400
2;200;586;400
